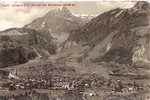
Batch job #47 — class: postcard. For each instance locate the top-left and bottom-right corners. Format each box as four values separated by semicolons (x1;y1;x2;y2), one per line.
0;0;149;100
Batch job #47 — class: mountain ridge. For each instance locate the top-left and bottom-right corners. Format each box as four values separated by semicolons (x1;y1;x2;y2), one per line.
62;1;150;64
24;7;86;46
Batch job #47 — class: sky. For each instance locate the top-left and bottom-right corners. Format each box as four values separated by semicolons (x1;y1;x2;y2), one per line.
0;1;137;31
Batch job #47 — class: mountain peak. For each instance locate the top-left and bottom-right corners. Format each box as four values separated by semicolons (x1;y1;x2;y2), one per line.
45;7;72;17
134;1;150;10
61;6;72;17
61;6;70;13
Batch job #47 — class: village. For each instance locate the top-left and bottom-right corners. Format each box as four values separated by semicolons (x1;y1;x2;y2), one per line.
0;68;149;100
0;69;148;93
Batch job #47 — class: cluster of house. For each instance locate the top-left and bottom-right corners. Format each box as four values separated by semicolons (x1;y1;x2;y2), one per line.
0;68;149;95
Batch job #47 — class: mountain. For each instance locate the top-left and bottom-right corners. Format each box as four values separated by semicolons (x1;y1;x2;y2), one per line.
0;28;56;67
24;7;86;45
63;1;150;64
0;7;87;67
0;3;150;96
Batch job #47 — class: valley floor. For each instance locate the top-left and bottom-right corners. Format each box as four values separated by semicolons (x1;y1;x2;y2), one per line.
0;54;149;100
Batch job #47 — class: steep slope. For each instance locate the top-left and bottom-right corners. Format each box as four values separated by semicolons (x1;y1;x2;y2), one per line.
0;28;56;67
24;7;86;45
63;1;150;64
0;7;85;67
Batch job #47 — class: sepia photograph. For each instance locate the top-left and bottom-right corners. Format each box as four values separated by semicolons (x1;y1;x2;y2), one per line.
0;0;149;100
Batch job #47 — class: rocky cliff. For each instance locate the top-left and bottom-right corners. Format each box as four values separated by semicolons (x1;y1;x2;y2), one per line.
63;1;150;64
25;7;86;45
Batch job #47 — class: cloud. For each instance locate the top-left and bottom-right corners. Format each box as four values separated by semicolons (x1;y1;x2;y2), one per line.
96;1;135;13
0;4;50;31
0;1;141;31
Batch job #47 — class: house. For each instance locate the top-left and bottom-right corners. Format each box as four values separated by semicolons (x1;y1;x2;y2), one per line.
52;81;70;89
51;76;71;89
8;69;19;80
0;69;9;79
